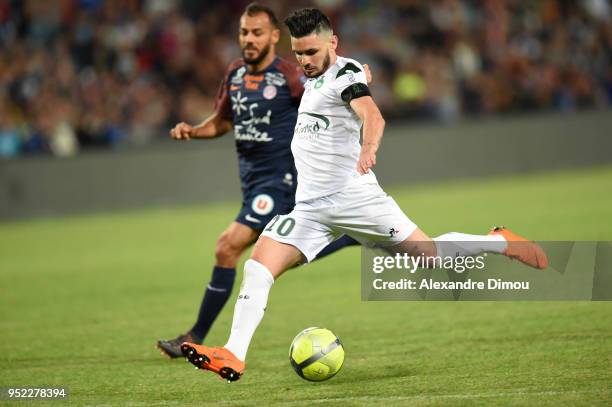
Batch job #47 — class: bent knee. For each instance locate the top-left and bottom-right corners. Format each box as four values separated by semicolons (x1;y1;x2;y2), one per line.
215;232;247;264
250;236;304;277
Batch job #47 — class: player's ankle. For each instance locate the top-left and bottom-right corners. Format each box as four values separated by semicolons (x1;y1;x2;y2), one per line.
186;330;203;344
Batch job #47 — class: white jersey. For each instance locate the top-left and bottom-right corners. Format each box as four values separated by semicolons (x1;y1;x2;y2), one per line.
291;56;373;202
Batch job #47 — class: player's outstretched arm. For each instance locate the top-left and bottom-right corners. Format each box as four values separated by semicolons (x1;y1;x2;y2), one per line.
350;96;385;174
170;112;232;141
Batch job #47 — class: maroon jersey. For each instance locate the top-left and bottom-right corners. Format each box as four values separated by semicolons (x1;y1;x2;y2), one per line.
214;57;305;192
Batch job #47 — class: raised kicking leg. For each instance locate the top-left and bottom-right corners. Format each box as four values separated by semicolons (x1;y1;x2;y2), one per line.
181;236;304;382
392;227;547;269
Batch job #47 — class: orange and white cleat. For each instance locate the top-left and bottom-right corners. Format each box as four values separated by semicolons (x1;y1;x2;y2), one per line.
489;226;548;270
181;342;245;383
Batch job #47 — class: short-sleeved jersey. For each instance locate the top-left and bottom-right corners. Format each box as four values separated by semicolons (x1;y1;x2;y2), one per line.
291;56;371;203
215;57;305;193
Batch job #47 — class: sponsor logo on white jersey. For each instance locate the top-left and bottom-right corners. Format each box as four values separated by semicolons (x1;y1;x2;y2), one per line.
294;112;330;142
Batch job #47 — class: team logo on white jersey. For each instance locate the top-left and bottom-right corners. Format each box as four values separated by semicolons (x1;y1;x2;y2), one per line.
263;85;277;100
252;194;274;215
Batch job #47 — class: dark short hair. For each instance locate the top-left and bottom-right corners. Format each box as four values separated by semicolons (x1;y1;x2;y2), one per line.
284;8;332;38
244;2;279;29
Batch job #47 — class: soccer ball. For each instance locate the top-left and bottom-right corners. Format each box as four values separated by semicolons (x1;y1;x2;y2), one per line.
289;327;345;381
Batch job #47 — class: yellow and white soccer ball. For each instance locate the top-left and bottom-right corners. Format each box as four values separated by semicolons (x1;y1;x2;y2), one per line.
289;327;345;381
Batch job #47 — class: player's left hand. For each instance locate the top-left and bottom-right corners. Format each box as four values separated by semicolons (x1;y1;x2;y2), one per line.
364;64;372;85
357;144;377;174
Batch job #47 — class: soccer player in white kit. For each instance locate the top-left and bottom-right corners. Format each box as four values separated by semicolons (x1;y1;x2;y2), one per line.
180;8;548;382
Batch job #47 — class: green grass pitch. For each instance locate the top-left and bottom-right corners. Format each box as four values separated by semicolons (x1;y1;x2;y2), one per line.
1;166;611;406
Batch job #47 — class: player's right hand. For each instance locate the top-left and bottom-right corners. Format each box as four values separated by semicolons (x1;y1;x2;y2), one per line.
357;143;377;175
170;122;193;140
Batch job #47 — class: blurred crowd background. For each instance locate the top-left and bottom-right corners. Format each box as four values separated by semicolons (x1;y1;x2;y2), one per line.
0;0;610;158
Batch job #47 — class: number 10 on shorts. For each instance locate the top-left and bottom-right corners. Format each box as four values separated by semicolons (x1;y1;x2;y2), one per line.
265;215;296;237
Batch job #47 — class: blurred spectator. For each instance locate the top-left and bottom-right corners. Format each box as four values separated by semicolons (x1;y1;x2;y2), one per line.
0;0;610;157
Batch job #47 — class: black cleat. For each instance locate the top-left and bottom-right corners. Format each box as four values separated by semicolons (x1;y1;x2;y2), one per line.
157;332;202;359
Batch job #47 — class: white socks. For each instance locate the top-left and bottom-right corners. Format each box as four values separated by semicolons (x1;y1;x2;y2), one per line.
433;232;507;258
224;259;274;362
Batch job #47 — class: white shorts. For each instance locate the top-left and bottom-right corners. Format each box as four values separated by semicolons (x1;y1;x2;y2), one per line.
260;173;418;262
